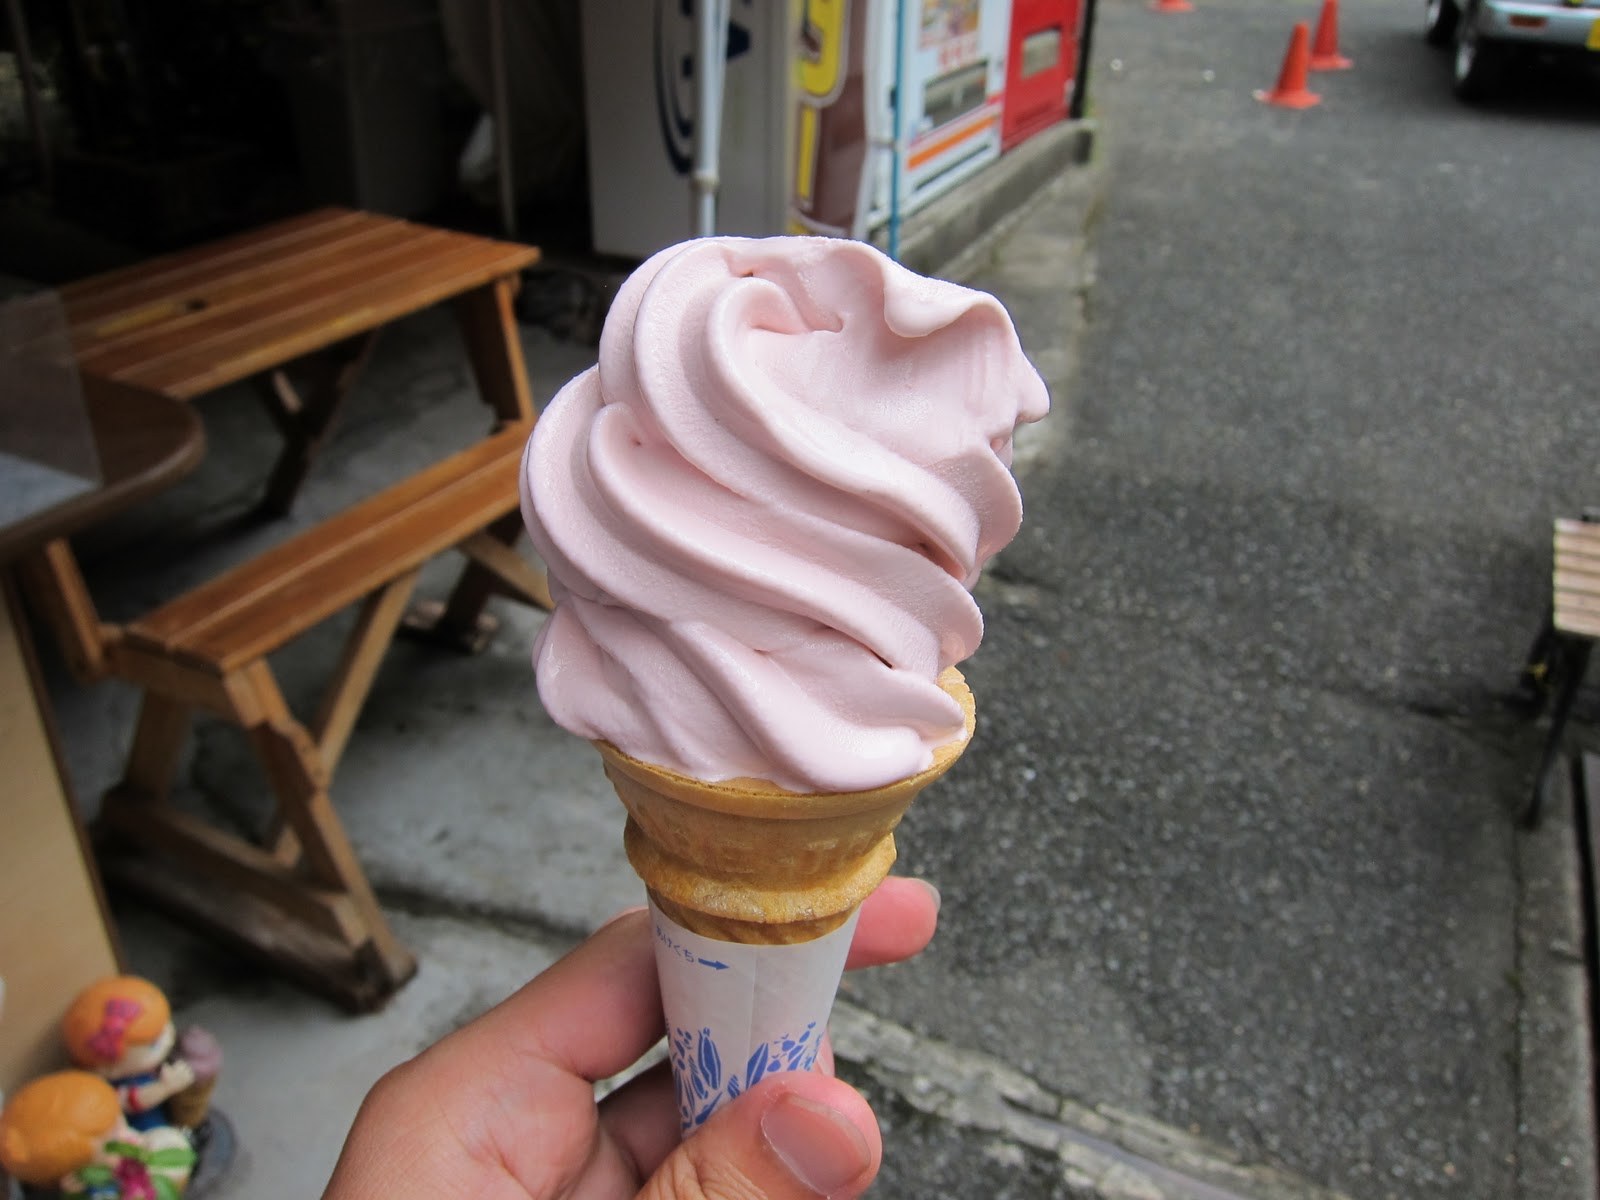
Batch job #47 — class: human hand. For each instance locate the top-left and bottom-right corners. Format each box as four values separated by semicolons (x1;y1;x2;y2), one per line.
322;876;939;1200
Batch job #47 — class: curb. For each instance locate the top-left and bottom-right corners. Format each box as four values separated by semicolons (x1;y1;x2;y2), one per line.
1517;756;1600;1200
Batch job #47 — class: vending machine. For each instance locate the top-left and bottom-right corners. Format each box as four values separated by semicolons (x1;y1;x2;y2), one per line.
789;0;1011;240
1000;0;1086;151
581;0;794;260
592;2;1015;256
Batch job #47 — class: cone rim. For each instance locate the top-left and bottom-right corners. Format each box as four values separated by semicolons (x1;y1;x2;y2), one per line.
594;666;975;818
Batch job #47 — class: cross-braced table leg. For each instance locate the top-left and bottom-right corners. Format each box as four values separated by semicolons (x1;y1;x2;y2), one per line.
402;276;550;650
254;331;382;517
454;275;534;424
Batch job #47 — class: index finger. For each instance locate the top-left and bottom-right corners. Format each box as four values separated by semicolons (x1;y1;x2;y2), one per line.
441;907;663;1084
441;875;939;1086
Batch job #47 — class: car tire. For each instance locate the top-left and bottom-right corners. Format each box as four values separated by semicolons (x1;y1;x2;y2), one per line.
1424;0;1458;46
1453;1;1504;101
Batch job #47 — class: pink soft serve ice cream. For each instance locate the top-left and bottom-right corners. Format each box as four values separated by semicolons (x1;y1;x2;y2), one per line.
520;235;1047;793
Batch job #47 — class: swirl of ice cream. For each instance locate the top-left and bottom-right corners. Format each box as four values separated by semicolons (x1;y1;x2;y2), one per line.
521;236;1048;793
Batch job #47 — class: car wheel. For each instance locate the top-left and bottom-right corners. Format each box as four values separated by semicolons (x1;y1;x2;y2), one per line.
1424;0;1458;45
1453;1;1504;100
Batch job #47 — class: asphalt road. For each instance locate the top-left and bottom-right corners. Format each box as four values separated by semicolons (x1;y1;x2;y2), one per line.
845;2;1600;1197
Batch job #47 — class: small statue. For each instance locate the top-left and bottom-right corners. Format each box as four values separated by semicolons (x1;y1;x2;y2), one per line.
60;979;215;1133
0;1071;194;1198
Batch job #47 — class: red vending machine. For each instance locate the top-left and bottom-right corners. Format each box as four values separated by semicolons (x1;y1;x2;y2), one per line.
1001;0;1086;151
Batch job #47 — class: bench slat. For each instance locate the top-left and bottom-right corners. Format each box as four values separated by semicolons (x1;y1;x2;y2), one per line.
66;210;535;337
128;424;533;670
1555;585;1600;622
72;219;433;360
1557;610;1600;640
62;209;362;319
126;243;536;400
1555;532;1600;571
132;425;525;646
192;467;519;671
81;232;496;380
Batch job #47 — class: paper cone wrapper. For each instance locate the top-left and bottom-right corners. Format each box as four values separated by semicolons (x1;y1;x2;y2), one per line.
650;897;859;1134
596;667;974;1132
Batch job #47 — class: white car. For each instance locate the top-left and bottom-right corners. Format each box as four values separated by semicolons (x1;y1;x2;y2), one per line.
1425;0;1600;98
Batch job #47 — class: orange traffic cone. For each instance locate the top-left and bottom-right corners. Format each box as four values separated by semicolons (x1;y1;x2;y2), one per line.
1308;0;1354;70
1151;0;1195;12
1254;23;1321;108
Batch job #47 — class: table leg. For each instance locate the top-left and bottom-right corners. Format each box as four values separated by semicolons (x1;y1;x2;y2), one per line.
453;276;533;424
398;274;544;650
255;331;381;517
401;512;535;653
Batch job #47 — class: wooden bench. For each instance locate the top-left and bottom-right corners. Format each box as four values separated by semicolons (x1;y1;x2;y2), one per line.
1520;515;1599;827
21;421;547;1009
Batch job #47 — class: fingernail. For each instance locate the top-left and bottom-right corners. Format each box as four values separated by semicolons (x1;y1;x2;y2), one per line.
761;1093;871;1196
914;878;942;915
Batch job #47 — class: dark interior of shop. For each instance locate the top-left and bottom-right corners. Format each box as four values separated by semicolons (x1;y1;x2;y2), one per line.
0;0;590;289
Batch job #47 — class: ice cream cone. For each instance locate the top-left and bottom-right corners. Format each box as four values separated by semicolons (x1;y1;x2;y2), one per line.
165;1077;217;1129
597;668;974;1133
597;668;975;945
166;1025;222;1128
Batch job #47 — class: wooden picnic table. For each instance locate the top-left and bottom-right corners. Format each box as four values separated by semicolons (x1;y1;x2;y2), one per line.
60;207;541;515
10;210;552;1008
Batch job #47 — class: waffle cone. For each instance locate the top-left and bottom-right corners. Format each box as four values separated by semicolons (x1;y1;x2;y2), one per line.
165;1076;217;1128
597;667;974;945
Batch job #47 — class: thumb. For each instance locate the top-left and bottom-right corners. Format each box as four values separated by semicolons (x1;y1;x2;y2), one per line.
635;1072;882;1200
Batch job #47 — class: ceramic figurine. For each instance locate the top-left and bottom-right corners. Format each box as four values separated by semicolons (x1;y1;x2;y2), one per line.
0;1071;194;1198
61;979;199;1132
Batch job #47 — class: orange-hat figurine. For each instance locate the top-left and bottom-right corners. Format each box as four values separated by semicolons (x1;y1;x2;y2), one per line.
61;978;196;1132
0;1070;194;1197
